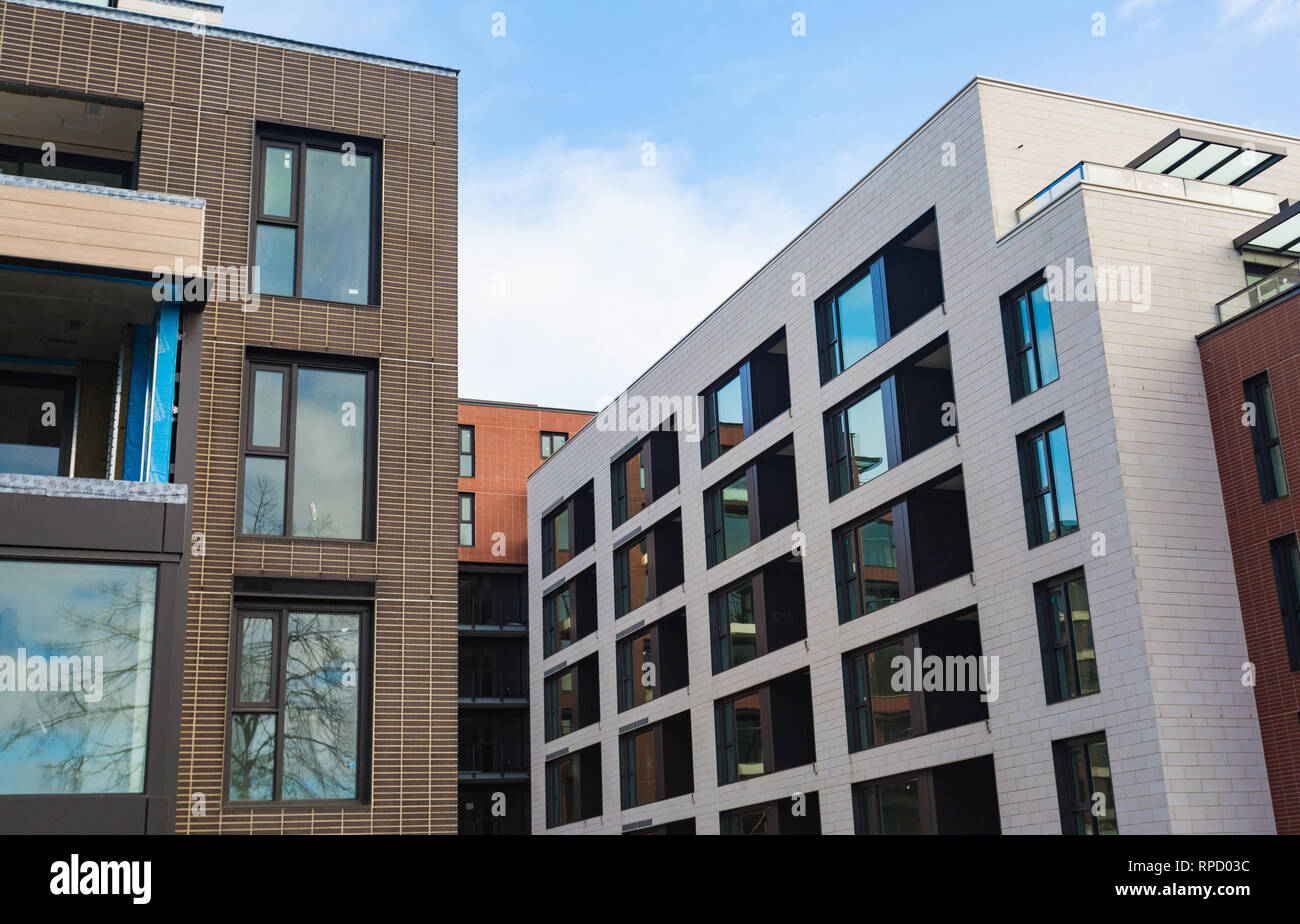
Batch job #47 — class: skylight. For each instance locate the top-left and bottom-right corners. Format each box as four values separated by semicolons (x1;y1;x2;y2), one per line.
1127;129;1284;187
1234;200;1300;257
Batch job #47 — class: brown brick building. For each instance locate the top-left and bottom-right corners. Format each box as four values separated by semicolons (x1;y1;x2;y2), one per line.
456;399;591;834
1200;259;1300;834
0;0;458;833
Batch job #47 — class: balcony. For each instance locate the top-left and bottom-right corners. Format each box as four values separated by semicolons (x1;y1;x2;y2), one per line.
459;666;528;701
457;594;527;629
459;740;528;777
1216;259;1300;324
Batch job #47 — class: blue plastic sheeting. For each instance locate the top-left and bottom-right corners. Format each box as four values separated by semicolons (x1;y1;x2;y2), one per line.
122;324;153;482
147;304;180;483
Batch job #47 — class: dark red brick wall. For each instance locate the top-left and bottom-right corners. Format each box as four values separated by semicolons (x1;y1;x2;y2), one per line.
1199;291;1300;834
458;402;593;565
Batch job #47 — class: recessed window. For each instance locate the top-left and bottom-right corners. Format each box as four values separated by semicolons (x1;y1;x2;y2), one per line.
701;330;790;467
1245;373;1288;502
0;371;76;476
704;436;798;567
1000;275;1059;402
253;129;380;305
709;556;806;674
542;566;597;657
541;482;595;576
852;755;999;835
1268;535;1300;671
228;605;369;802
459;493;475;547
1052;733;1118;835
540;431;567;458
543;654;599;741
613;510;683;618
617;609;688;711
459;425;475;478
611;426;680;527
618;711;693;810
1017;418;1079;548
720;793;821;835
1036;570;1100;703
714;669;814;785
240;357;375;541
545;744;602;828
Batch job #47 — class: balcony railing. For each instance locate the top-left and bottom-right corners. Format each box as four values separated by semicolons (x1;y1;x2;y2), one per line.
458;594;527;628
459;740;528;775
1216;259;1300;324
459;666;528;699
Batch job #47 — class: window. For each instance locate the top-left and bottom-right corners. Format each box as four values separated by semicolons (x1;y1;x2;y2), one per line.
252;129;380;305
240;356;376;540
833;470;972;623
824;338;955;500
851;756;1000;835
0;371;77;476
459;638;526;699
815;210;944;383
458;567;526;628
618;711;693;810
1053;733;1119;835
543;654;599;741
459;493;475;547
460;713;526;775
701;330;791;466
1268;535;1300;670
611;427;680;527
613;510;683;618
0;560;156;795
1245;373;1288;502
540;431;567;458
228;605;369;802
1000;275;1059;401
714;669;814;785
459;425;475;478
616;609;688;711
545;744;602;828
541;482;595;577
1017;419;1079;548
842;610;987;753
720;793;821;835
542;566;597;657
709;556;806;673
704;436;798;567
1036;570;1100;703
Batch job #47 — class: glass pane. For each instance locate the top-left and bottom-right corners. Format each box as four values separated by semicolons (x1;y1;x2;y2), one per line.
625;451;647;518
1048;426;1078;535
459;523;474;546
554;509;570;567
292;368;367;539
242;456;286;535
1029;285;1058;385
838;272;879;368
1136;136;1200;174
625;538;649;611
727;584;757;667
1261;384;1280;439
302;148;372;304
1087;740;1118;834
459;455;473;478
0;561;156;795
251;369;284;447
877;779;922;834
715;374;744;454
722;475;750;559
460;427;473;453
281;611;362;799
845;389;889;488
262;145;294;217
229;713;275;800
635;636;655;706
239;616;274;702
1271;446;1290;496
733;694;765;778
1068;578;1099;696
1168;142;1236;180
0;377;69;475
255;224;296;297
857;514;899;612
555;588;573;649
634;728;656;804
868;640;911;745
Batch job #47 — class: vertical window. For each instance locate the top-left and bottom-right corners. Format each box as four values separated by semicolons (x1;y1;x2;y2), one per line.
542;567;597;657
0;371;77;476
1245;373;1288;502
700;331;791;467
833;510;900;621
1000;276;1059;401
241;357;375;540
458;425;475;478
843;639;914;750
816;259;885;382
1036;570;1100;703
228;606;368;802
856;777;925;835
541;483;594;577
540;431;568;458
616;609;688;711
1053;733;1118;835
611;428;680;527
459;493;475;547
1269;535;1300;670
253;130;380;305
708;557;807;674
1017;418;1078;548
705;473;751;565
826;386;890;498
543;654;599;741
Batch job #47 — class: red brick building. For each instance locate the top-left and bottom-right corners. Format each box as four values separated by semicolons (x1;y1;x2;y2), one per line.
1200;278;1300;834
456;399;592;834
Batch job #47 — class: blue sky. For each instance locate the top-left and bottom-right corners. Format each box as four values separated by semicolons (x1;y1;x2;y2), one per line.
228;0;1299;409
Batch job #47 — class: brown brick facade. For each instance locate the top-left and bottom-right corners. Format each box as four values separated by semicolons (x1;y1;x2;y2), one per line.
1200;292;1300;835
0;1;459;833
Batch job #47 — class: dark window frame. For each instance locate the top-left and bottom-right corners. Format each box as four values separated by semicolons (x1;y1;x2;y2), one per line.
0;369;78;477
611;424;680;528
458;492;475;547
458;424;475;478
851;770;936;835
616;608;688;711
700;329;791;468
842;634;926;753
1244;372;1289;503
1052;732;1119;835
703;436;798;568
1035;569;1100;703
613;511;683;618
1016;416;1078;549
540;431;568;459
251;126;383;306
542;653;600;742
542;566;597;658
999;272;1060;402
0;140;135;189
541;482;594;577
1268;534;1300;671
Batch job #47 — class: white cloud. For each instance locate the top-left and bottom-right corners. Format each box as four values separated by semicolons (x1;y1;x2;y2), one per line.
1118;0;1170;21
458;139;805;410
1218;0;1300;32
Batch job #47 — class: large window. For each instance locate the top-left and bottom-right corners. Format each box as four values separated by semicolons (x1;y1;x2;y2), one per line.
228;605;369;802
541;482;595;577
1036;570;1100;703
541;431;567;459
613;510;683;618
545;744;602;828
1245;373;1288;502
0;371;76;476
611;426;680;527
814;210;944;384
1017;418;1079;548
618;711;693;810
852;756;999;835
704;436;798;567
459;493;475;547
720;793;821;835
253;129;380;305
1000;275;1059;402
240;356;375;541
700;330;791;467
543;654;599;742
1269;535;1300;670
459;425;475;478
1053;733;1119;835
709;556;806;674
616;609;688;711
542;566;597;657
0;560;156;795
714;669;814;785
